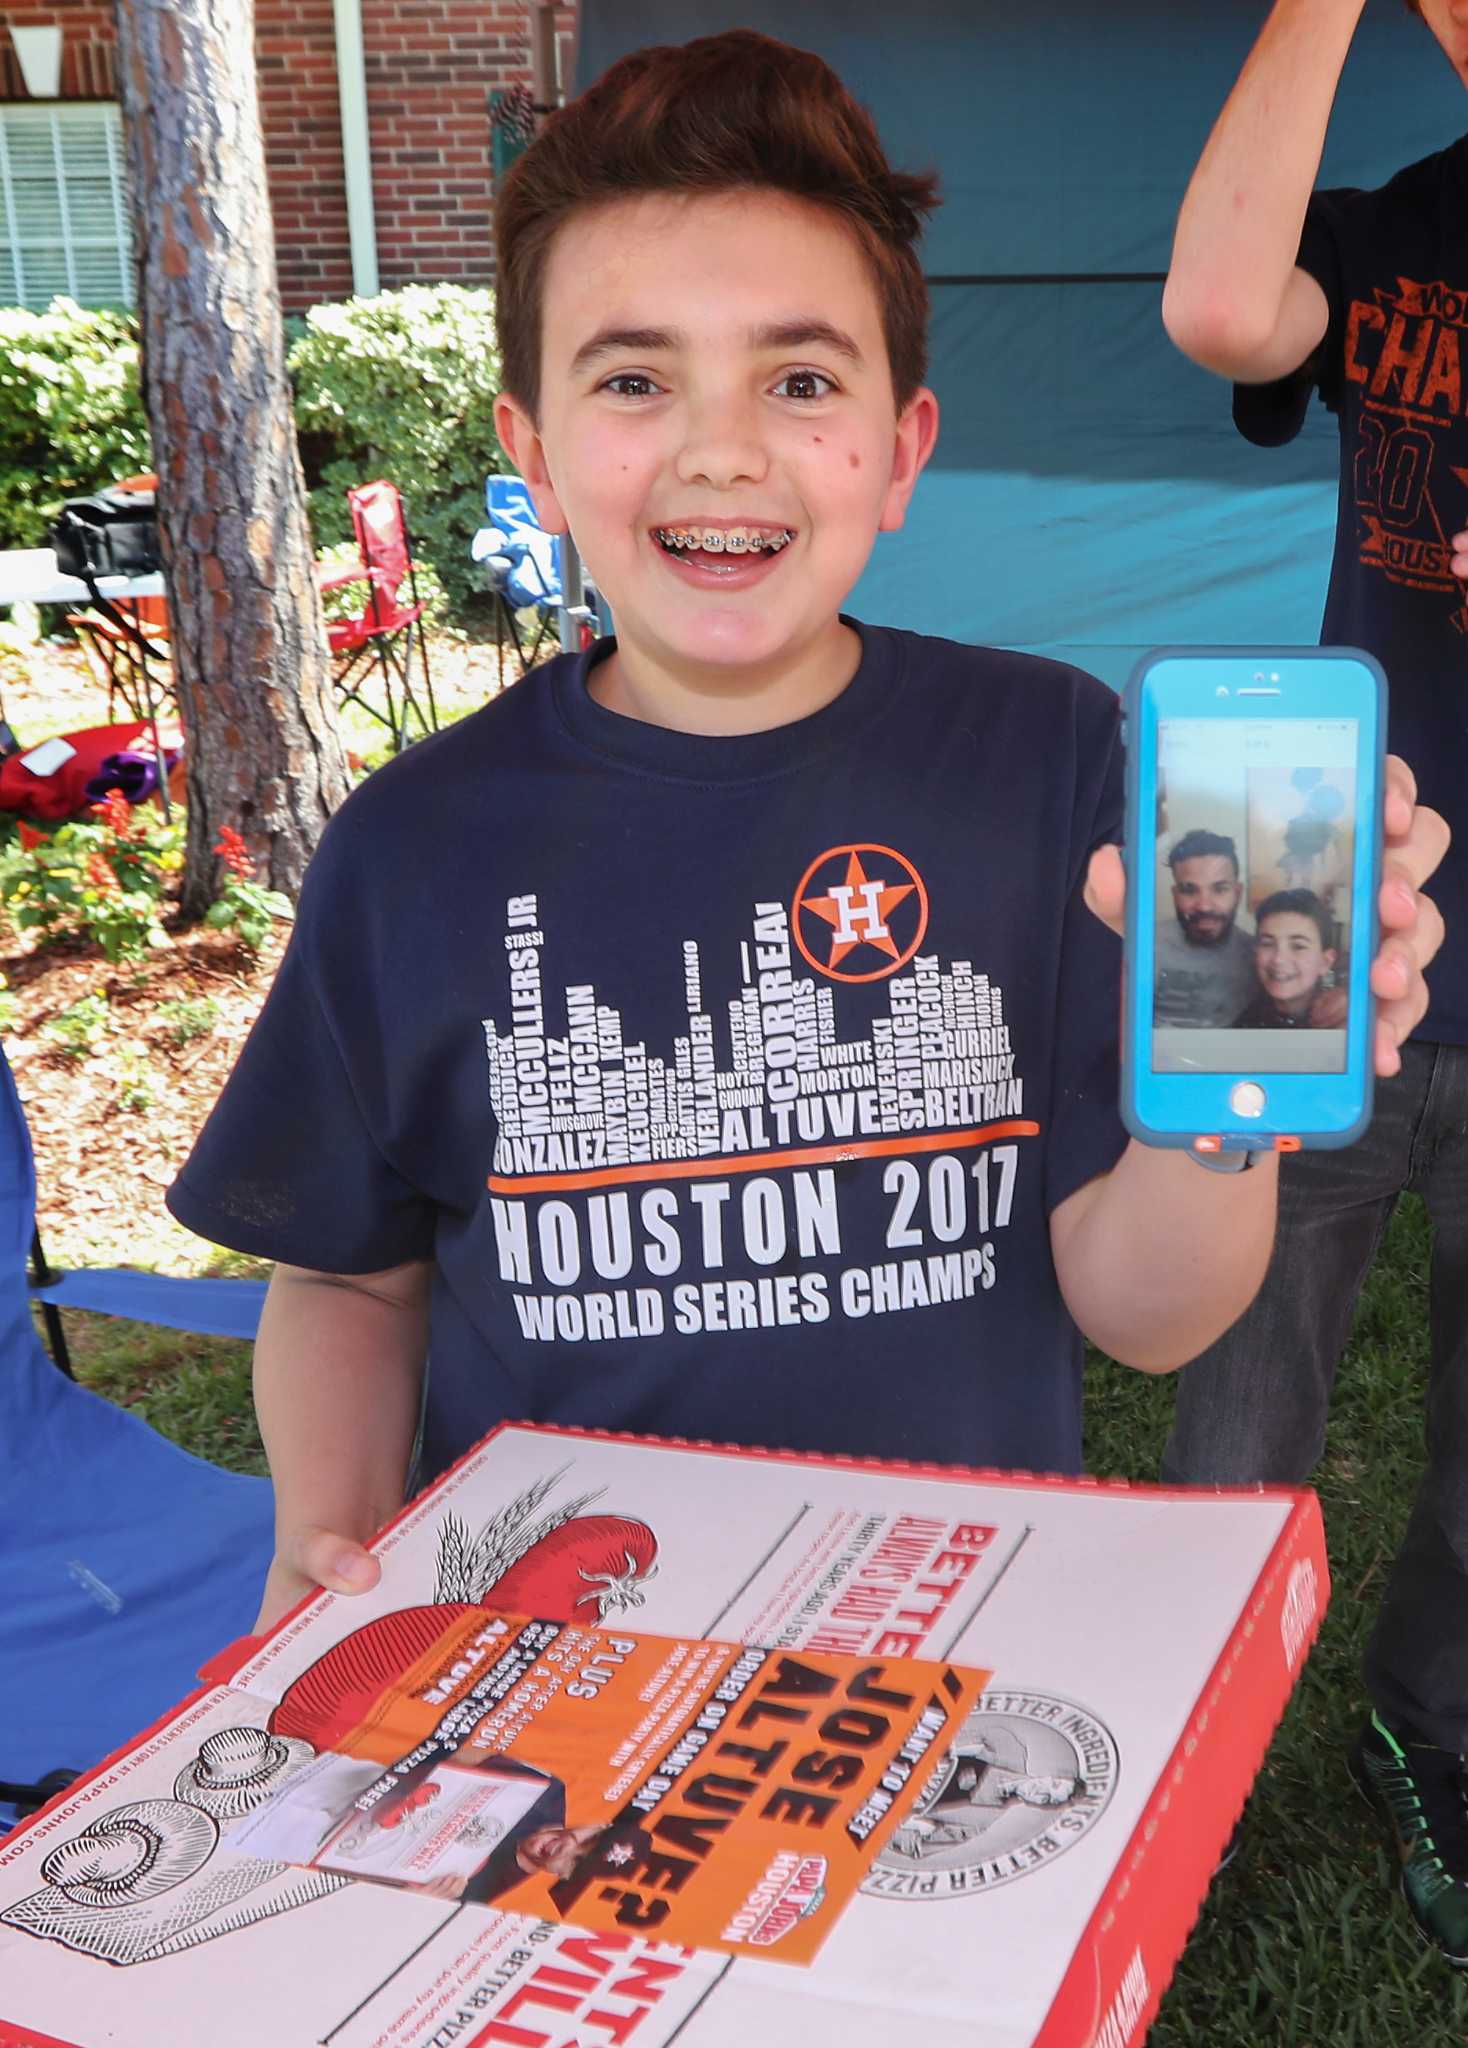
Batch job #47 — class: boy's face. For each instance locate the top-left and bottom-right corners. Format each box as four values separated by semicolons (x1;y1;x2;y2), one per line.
496;188;937;694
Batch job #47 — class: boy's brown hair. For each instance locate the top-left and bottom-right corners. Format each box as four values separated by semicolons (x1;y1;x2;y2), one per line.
495;30;939;421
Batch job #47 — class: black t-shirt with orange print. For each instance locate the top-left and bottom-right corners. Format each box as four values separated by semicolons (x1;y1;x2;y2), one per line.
1234;133;1468;1041
169;624;1126;1483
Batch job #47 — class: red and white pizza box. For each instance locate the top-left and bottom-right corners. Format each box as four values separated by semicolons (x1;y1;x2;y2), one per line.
0;1424;1326;2048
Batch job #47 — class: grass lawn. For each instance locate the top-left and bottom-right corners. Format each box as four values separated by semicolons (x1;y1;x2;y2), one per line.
1085;1193;1468;2041
9;625;1466;2034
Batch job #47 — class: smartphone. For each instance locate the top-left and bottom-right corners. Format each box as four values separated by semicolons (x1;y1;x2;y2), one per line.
1122;648;1386;1152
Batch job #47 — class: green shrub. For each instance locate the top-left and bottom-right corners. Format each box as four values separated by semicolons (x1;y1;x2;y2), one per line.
208;826;292;951
43;990;110;1061
288;286;506;611
155;995;221;1046
0;798;179;956
205;877;291;952
0;300;149;547
112;1037;156;1111
79;880;169;964
0;828;84;939
0;287;509;618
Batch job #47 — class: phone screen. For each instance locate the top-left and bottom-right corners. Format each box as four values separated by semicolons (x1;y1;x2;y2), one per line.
1152;717;1359;1076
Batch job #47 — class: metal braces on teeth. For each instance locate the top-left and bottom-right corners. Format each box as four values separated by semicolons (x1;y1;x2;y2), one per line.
655;527;793;555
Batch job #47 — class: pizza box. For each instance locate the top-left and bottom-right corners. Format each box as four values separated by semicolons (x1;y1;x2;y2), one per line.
0;1423;1327;2048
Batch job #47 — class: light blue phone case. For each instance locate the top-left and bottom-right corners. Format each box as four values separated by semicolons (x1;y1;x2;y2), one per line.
1122;647;1386;1151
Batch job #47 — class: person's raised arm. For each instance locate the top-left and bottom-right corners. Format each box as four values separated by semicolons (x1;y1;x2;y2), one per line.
252;1258;431;1632
1162;0;1366;382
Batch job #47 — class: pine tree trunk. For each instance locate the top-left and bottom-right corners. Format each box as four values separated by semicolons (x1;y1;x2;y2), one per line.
113;0;350;916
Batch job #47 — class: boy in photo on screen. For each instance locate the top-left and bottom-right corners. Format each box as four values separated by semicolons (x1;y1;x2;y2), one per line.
1234;891;1342;1033
1164;0;1468;1960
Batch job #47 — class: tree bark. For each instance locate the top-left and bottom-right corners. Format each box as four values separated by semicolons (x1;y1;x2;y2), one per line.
113;0;351;915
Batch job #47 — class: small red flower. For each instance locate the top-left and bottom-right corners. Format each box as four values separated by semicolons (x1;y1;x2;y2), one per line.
85;853;119;894
16;821;45;851
214;826;255;879
93;790;135;835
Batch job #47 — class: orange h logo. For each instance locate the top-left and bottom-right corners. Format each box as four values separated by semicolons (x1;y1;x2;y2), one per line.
793;844;930;983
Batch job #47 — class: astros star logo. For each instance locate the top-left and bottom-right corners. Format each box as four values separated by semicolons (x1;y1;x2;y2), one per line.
793;843;929;983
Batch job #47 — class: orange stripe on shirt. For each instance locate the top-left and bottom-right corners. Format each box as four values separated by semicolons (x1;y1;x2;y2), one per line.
486;1119;1041;1196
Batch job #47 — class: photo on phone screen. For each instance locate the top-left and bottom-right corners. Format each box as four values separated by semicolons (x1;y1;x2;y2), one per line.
1152;717;1357;1076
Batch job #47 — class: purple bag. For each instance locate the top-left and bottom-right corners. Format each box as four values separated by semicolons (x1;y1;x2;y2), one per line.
83;746;180;807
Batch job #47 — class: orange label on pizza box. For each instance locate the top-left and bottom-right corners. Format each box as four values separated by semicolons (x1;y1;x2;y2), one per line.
227;1605;987;1963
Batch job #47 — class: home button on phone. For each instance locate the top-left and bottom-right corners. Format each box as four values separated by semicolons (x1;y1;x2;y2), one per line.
1230;1081;1266;1118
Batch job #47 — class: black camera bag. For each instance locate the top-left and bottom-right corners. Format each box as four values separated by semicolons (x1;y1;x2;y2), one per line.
50;489;162;581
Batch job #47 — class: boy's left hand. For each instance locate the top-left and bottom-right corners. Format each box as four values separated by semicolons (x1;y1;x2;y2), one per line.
1084;754;1449;1077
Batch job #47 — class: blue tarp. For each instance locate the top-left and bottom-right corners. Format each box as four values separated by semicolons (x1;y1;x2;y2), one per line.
576;0;1465;682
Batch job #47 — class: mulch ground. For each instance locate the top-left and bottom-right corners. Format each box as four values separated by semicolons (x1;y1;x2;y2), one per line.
5;627;517;1270
8;919;287;1272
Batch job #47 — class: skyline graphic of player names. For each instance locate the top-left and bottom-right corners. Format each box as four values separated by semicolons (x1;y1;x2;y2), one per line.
484;891;1026;1183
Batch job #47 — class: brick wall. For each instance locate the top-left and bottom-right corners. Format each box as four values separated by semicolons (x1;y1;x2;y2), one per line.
367;2;523;291
256;0;356;306
1;0;579;309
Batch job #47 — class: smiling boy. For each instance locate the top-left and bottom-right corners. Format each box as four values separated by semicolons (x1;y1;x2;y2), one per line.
168;30;1444;1635
493;181;928;732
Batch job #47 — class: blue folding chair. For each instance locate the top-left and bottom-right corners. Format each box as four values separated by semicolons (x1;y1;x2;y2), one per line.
30;1238;266;1372
471;475;601;674
0;1044;272;1829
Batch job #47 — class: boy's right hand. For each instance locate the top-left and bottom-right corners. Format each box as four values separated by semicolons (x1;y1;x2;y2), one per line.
254;1526;383;1634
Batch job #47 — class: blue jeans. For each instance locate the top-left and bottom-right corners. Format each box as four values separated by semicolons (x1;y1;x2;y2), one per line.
1162;1040;1468;1751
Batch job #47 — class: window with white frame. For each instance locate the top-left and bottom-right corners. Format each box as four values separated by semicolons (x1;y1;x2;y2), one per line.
0;103;132;311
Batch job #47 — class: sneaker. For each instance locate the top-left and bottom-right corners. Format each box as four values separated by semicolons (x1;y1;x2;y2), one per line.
1350;1712;1468;1965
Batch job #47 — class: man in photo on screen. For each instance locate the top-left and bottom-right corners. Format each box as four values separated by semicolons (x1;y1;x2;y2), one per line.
1153;830;1258;1029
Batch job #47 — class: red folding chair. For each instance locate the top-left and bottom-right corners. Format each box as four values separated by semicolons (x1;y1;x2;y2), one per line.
317;480;438;751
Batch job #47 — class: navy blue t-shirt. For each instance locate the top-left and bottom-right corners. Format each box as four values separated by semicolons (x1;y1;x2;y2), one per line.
1234;134;1468;1043
169;622;1126;1482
